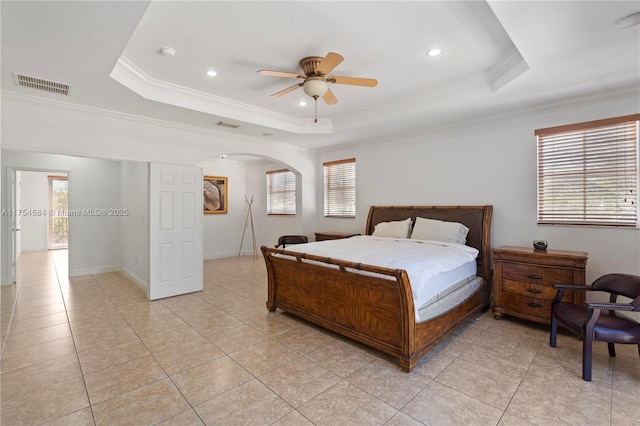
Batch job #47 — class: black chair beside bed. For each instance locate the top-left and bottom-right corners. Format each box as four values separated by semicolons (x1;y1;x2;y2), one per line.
274;235;308;248
550;273;640;381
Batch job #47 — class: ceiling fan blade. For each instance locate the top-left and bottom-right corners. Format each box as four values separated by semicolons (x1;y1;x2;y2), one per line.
328;76;378;87
323;88;338;105
258;69;303;79
270;83;302;98
316;52;344;76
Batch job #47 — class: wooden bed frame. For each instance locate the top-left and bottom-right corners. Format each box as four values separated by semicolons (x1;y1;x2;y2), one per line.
261;205;493;372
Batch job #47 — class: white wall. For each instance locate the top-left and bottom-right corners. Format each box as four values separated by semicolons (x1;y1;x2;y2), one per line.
1;95;320;253
317;95;640;285
201;157;318;258
1;91;638;290
244;159;311;249
119;161;149;287
1;151;123;281
199;158;249;259
18;171;49;252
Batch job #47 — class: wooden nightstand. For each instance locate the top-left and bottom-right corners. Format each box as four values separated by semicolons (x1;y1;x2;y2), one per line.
492;246;588;324
314;232;360;242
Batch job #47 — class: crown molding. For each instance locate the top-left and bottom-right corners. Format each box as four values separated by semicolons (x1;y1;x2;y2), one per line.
110;57;332;135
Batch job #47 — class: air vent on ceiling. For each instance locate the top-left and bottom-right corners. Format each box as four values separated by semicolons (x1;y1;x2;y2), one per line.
216;121;240;129
13;73;71;96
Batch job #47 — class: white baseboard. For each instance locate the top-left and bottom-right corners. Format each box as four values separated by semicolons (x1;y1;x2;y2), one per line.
21;246;49;253
204;251;245;260
69;265;121;277
119;266;148;293
70;265;148;292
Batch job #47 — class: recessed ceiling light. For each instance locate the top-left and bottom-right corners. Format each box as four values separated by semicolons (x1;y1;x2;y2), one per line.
219;155;228;159
262;132;275;137
206;70;218;77
297;100;308;106
614;10;640;29
427;48;443;57
159;47;176;57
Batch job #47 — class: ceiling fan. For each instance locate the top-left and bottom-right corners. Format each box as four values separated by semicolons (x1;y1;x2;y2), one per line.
258;52;377;122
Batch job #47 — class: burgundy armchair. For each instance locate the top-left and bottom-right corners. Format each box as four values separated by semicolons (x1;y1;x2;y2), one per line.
550;273;640;381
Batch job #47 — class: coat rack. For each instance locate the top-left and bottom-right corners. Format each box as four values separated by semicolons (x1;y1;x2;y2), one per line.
238;195;258;258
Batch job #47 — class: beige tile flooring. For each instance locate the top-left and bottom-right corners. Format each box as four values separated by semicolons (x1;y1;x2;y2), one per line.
1;250;638;425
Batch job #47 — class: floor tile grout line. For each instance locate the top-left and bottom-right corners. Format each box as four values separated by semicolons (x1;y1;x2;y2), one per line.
96;286;270;425
0;276;22;361
112;303;207;424
52;250;98;426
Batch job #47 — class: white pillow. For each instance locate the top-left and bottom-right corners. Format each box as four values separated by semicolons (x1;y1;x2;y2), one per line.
372;218;412;238
410;217;469;244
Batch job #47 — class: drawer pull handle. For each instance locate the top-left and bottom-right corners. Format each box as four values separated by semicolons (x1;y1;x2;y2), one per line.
526;302;542;308
526;288;543;294
526;274;543;280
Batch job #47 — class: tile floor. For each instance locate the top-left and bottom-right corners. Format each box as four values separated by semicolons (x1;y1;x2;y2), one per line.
0;250;638;425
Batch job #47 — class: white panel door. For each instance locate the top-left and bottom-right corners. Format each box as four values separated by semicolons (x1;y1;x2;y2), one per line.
149;163;203;300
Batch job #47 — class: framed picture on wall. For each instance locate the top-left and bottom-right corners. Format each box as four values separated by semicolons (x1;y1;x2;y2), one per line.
203;176;228;214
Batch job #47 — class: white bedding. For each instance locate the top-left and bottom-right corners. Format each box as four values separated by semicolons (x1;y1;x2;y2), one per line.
281;236;479;318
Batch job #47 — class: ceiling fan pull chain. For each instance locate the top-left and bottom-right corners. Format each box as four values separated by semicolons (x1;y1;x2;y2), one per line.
313;95;318;123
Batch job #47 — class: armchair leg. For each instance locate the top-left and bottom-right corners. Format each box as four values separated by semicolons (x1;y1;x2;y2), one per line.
582;334;593;382
550;314;558;348
607;343;616;357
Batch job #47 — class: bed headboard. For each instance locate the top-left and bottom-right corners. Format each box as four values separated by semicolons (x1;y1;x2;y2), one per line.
365;205;493;281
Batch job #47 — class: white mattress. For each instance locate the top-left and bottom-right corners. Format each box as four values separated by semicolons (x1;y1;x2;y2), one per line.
414;260;477;310
417;276;484;323
278;236;480;320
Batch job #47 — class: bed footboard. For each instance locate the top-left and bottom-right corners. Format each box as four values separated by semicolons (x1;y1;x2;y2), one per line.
262;246;416;362
261;245;490;371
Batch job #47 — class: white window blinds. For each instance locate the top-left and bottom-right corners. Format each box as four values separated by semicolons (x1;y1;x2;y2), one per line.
536;114;639;227
266;169;296;215
323;158;356;218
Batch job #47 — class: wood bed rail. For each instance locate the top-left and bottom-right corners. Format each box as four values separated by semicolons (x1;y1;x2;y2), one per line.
264;246;404;278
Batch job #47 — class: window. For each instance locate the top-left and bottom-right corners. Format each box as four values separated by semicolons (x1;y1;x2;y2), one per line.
266;169;296;215
323;158;356;217
48;175;68;249
536;114;639;227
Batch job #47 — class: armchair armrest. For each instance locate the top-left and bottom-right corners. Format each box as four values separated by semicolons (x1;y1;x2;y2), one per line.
552;284;593;304
552;284;593;291
584;301;635;311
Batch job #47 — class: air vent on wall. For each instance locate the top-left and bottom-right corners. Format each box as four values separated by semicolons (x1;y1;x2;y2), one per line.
13;73;71;96
216;121;240;129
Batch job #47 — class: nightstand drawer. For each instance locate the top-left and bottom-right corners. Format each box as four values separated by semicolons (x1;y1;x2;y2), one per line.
501;293;551;320
502;279;557;300
502;263;572;286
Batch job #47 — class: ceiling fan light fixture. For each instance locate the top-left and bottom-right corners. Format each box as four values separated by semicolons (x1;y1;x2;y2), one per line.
303;77;328;98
